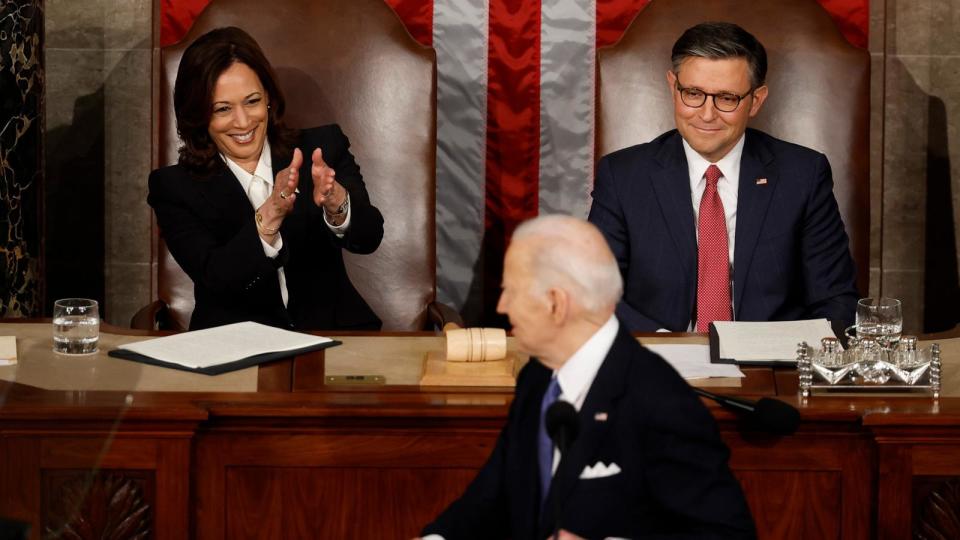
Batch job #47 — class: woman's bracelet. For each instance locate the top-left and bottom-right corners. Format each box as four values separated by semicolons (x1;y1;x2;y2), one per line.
255;211;279;235
324;194;350;219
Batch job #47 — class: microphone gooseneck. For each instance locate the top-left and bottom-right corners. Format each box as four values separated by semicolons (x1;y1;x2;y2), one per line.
693;388;800;436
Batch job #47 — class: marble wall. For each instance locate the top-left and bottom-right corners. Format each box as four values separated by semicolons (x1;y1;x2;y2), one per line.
0;0;43;317
45;0;152;325
36;0;960;331
873;0;960;333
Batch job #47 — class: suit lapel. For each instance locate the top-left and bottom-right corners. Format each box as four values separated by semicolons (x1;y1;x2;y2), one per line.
194;166;255;229
650;133;697;277
733;130;778;318
539;329;632;535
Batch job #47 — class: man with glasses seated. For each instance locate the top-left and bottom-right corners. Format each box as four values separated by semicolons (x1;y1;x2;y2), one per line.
588;22;859;332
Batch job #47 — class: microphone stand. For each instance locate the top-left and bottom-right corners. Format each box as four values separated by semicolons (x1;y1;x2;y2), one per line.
545;401;579;540
552;431;565;540
692;387;801;435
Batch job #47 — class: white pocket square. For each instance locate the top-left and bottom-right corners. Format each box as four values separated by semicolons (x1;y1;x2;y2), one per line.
579;461;622;479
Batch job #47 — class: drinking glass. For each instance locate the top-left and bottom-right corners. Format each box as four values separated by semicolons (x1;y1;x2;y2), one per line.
855;297;903;348
53;298;100;354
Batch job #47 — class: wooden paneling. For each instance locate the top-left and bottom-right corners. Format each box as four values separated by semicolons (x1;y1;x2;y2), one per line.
1;426;195;539
736;471;842;539
728;433;873;539
223;467;476;538
194;430;497;539
5;327;960;538
0;437;41;533
878;444;913;539
913;444;960;474
156;438;191;540
40;437;158;468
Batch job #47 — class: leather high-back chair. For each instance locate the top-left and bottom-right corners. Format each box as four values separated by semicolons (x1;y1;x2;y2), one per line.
138;0;453;331
597;0;870;295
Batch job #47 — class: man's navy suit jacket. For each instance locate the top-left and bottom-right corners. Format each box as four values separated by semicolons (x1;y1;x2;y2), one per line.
589;128;859;332
422;326;755;539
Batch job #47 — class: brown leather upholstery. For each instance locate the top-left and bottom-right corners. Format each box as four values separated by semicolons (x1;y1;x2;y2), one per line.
597;0;870;295
147;0;438;331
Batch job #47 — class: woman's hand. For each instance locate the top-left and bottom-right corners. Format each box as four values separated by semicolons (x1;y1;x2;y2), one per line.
310;148;348;224
255;148;301;242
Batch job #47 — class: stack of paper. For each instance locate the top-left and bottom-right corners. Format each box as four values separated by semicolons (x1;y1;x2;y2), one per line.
712;319;836;364
109;322;338;375
645;344;744;380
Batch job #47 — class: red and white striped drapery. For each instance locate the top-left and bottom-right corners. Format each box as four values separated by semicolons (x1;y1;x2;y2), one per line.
160;0;868;323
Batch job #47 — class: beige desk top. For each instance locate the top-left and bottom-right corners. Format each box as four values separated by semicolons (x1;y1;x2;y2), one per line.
0;323;455;392
0;323;260;392
1;322;957;397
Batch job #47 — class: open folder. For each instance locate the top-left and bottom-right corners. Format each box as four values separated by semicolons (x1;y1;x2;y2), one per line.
109;321;340;375
709;319;838;365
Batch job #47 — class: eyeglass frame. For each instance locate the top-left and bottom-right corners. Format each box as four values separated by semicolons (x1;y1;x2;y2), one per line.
673;75;757;113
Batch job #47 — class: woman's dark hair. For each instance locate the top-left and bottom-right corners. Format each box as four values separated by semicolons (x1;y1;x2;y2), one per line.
173;26;298;174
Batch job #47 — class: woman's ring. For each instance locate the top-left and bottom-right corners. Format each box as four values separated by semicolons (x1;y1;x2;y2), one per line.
279;191;288;200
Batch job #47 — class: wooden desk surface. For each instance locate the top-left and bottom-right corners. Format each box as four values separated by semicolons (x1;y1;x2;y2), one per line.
3;319;959;407
3;321;960;539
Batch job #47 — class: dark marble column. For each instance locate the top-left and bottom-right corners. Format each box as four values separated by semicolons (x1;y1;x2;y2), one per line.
0;0;43;317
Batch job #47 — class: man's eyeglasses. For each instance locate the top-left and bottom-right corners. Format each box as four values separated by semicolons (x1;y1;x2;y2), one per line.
674;77;754;113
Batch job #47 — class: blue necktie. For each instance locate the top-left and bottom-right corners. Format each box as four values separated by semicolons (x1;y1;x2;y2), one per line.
538;376;562;506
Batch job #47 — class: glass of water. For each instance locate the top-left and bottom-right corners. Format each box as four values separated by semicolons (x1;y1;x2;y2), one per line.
855;297;903;348
53;298;100;354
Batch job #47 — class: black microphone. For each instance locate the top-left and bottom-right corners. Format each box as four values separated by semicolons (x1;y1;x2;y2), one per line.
693;388;800;436
545;401;579;540
546;400;580;452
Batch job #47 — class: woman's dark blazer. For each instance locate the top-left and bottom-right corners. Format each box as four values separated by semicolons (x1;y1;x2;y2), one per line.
147;125;383;331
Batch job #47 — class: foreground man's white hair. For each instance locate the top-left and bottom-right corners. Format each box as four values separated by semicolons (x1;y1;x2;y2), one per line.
511;214;623;313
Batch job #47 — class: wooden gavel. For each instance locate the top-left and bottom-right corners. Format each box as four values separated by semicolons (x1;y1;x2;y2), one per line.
443;323;507;362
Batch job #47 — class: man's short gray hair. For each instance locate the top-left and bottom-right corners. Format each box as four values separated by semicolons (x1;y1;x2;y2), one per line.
512;215;623;314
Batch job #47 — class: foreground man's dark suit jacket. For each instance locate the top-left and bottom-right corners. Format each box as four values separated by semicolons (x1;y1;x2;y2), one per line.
589;128;859;332
148;125;383;331
422;326;756;539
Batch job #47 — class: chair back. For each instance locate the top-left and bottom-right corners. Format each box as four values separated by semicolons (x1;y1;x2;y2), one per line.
153;0;437;330
597;0;870;294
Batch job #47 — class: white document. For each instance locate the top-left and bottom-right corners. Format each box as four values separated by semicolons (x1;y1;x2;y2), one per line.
713;319;835;363
0;336;16;366
645;344;744;379
116;322;332;369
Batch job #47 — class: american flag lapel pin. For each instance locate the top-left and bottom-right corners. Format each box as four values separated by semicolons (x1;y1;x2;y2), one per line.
756;178;768;185
594;412;608;422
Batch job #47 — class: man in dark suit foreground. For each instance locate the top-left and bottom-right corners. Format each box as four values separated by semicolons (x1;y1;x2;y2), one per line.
420;215;755;539
588;22;859;333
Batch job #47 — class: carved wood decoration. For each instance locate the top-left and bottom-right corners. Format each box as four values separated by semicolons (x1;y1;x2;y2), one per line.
916;478;960;540
43;471;152;539
913;478;960;540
